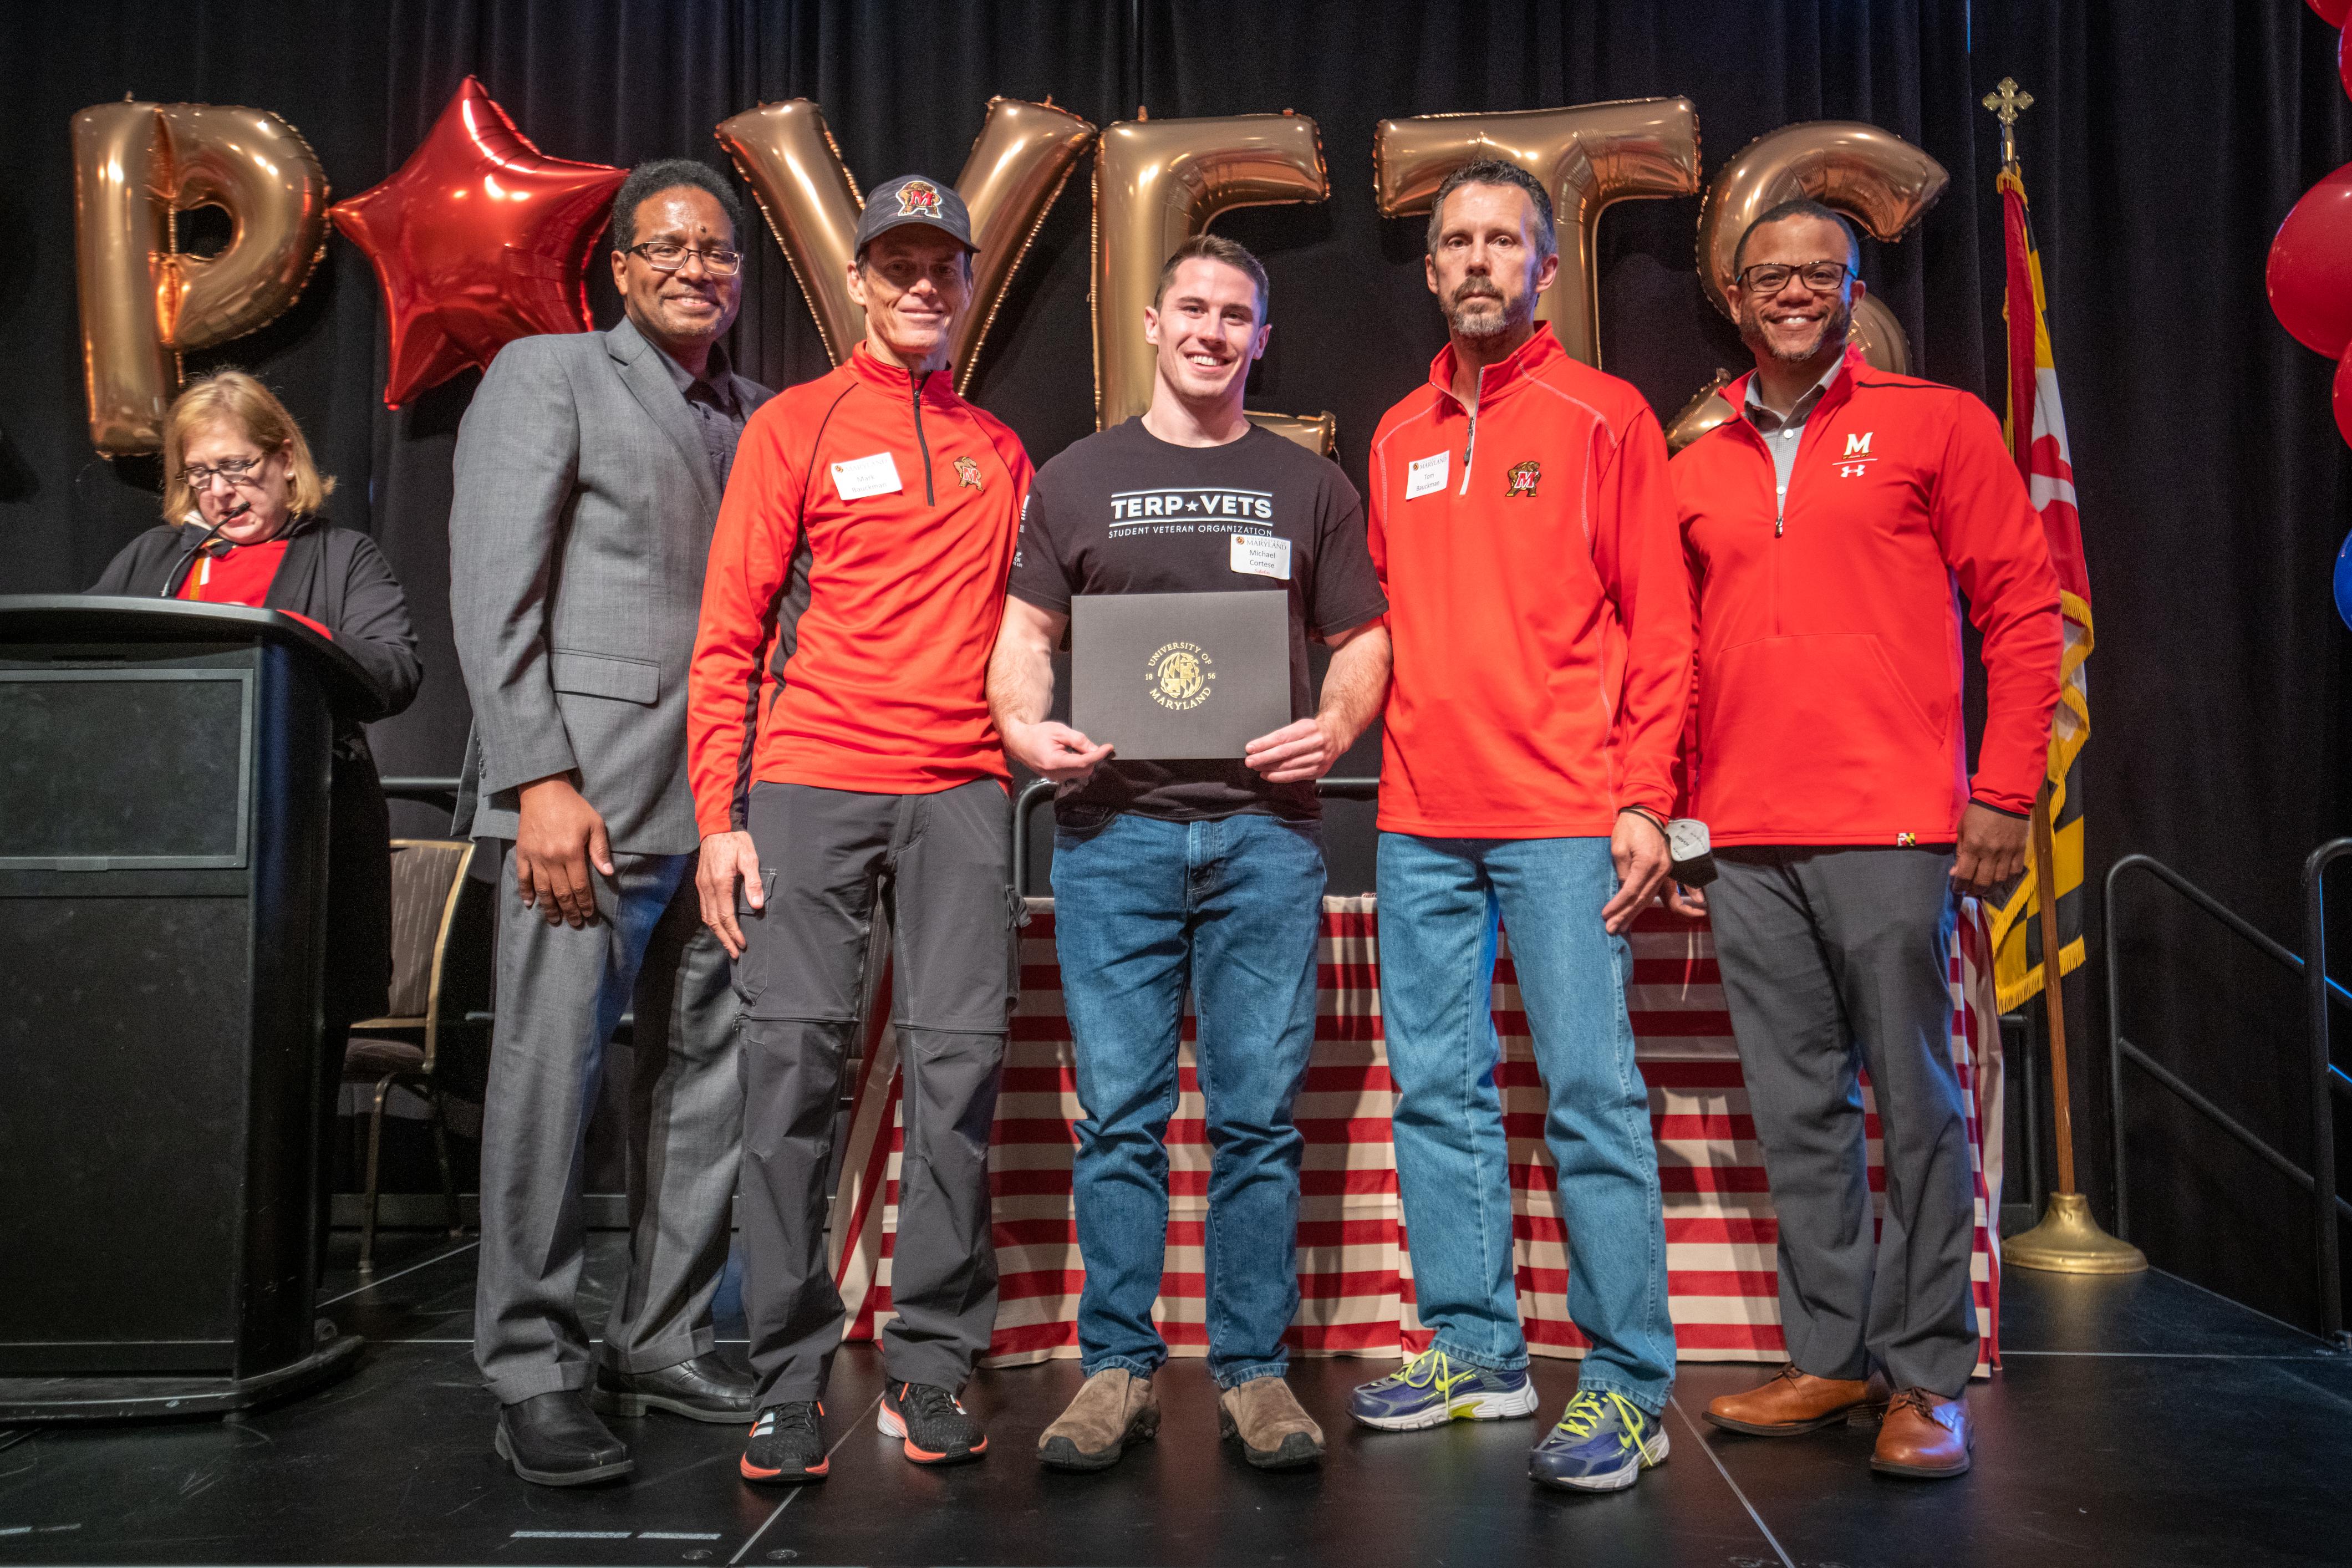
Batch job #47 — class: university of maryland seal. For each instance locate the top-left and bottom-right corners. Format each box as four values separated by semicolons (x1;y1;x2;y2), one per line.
1147;640;1215;711
895;179;946;218
954;454;982;490
1504;459;1541;498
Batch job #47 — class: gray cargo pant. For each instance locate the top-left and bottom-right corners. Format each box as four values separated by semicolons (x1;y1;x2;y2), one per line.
734;778;1016;1404
1707;846;1979;1398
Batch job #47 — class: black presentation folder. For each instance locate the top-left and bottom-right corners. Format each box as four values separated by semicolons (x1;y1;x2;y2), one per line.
1070;589;1290;760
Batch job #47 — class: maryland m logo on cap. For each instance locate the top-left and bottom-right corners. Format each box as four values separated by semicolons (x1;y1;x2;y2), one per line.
896;179;946;219
854;174;979;254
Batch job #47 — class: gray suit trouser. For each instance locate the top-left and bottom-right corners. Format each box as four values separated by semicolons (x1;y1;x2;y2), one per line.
1707;846;1979;1398
473;848;742;1405
733;779;1014;1404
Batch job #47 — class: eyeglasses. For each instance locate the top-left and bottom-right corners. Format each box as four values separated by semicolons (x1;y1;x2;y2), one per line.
180;456;266;488
1737;261;1852;294
628;241;744;276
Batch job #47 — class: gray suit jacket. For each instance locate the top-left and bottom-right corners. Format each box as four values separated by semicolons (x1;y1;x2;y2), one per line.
450;318;772;854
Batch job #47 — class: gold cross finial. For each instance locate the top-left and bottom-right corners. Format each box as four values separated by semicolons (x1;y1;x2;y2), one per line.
1982;77;2034;167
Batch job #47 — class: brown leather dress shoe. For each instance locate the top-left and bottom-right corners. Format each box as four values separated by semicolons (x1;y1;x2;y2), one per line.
1871;1388;1972;1478
1704;1364;1889;1436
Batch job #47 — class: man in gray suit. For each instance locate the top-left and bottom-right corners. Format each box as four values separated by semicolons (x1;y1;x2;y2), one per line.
451;159;772;1488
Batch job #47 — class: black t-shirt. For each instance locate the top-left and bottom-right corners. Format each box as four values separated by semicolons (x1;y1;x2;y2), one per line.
1008;418;1387;821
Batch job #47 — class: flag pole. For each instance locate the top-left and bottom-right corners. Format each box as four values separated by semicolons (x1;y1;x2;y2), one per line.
1981;77;2145;1272
2032;782;2077;1200
2003;783;2141;1271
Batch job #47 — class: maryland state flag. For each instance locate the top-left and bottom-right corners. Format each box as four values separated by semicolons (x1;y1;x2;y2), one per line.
1986;162;2093;1010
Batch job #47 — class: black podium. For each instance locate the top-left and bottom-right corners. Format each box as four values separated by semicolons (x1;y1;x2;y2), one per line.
0;597;381;1420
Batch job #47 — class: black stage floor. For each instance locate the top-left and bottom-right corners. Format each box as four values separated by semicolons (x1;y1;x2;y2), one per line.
3;1233;2348;1567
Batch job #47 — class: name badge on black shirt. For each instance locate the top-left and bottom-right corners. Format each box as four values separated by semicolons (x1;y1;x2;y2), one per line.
1005;419;1388;822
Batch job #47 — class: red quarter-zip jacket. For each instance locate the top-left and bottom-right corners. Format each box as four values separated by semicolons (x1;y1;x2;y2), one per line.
1367;329;1693;837
688;346;1031;834
1671;348;2061;845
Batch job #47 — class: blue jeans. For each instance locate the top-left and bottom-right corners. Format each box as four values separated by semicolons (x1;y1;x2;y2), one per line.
1376;832;1675;1416
1052;810;1327;1388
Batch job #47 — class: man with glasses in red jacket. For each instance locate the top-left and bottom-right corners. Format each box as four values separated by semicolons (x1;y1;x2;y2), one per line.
1671;199;2060;1479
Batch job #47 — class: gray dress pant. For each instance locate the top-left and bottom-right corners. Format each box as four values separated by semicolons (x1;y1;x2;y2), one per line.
472;848;742;1405
1707;846;1979;1398
734;779;1015;1404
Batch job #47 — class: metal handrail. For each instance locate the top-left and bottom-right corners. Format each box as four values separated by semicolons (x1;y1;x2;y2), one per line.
391;771;1402;897
381;775;461;810
2105;845;2352;1347
2302;839;2352;1344
1011;775;1380;898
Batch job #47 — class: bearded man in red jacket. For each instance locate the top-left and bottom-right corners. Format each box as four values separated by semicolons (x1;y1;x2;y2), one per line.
1671;199;2061;1479
1348;160;1692;1495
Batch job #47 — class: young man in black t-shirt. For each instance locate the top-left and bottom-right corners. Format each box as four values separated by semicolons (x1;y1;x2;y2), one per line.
987;235;1390;1472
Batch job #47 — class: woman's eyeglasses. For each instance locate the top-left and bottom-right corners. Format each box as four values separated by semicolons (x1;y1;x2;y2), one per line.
180;456;265;488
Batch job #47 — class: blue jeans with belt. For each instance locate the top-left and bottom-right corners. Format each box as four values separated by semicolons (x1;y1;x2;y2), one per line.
1376;832;1676;1416
1051;808;1327;1389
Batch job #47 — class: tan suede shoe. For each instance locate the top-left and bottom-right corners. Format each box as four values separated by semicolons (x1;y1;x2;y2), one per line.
1218;1377;1325;1469
1704;1364;1890;1436
1871;1388;1972;1478
1038;1368;1160;1471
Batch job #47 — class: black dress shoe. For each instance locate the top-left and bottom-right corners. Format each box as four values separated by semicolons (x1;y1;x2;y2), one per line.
495;1391;634;1487
590;1355;758;1424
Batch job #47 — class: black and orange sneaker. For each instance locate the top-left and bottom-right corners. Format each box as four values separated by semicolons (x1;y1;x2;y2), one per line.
740;1401;827;1484
878;1380;987;1465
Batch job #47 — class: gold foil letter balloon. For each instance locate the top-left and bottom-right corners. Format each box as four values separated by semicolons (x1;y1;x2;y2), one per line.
717;96;1096;390
1373;99;1703;369
72;101;330;454
1694;120;1948;374
1090;112;1330;439
1664;121;1948;452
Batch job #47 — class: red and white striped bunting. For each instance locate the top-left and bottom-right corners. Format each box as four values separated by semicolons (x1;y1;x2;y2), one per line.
829;898;2002;1378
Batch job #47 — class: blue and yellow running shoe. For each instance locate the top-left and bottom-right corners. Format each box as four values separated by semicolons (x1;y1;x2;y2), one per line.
1347;1347;1540;1430
1528;1391;1669;1491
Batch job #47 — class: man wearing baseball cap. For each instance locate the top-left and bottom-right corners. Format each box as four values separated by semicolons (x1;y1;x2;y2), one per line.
688;175;1032;1482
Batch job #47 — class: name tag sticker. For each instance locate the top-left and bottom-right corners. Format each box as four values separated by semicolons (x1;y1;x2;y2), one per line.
1230;534;1292;581
1406;451;1449;500
831;451;902;501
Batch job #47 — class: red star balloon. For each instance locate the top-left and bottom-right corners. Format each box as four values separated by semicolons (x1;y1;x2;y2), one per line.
330;77;626;406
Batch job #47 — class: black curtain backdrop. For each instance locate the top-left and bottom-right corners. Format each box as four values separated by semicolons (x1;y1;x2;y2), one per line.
2;1;2346;1330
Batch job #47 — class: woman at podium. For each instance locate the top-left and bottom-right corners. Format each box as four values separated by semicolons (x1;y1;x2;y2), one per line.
86;368;421;1162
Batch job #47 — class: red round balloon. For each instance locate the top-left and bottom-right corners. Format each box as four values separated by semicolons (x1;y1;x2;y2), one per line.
330;77;626;407
2269;160;2352;358
2334;342;2352;449
2313;0;2350;27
